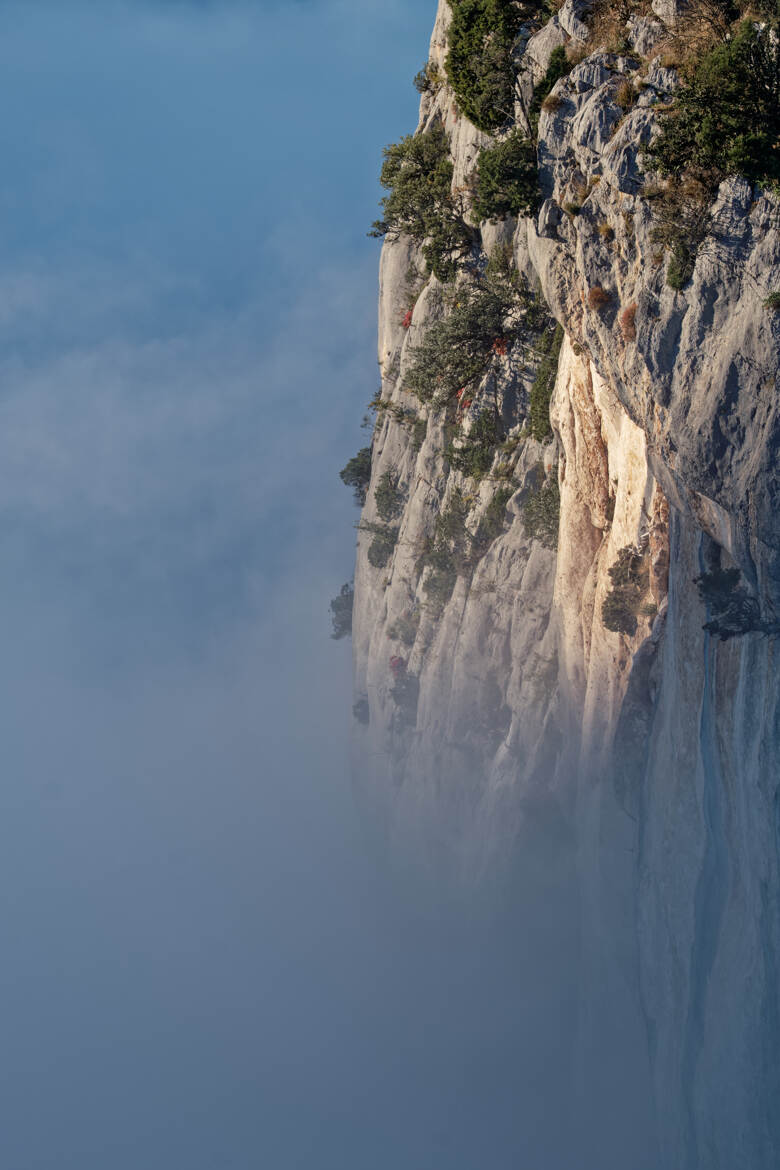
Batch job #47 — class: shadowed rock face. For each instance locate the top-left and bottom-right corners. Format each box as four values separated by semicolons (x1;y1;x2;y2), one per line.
351;2;779;1165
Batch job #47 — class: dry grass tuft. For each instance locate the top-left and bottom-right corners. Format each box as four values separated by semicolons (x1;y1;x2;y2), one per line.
615;79;635;110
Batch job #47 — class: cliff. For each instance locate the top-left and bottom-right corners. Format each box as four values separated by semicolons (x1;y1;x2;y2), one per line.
348;2;780;1165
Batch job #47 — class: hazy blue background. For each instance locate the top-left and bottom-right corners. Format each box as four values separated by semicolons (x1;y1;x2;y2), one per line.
0;3;606;1167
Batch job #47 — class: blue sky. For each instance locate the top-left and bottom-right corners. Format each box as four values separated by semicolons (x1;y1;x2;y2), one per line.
0;0;433;663
0;4;651;1168
0;3;439;1167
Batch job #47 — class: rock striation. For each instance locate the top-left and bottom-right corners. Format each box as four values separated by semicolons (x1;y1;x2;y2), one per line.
349;3;779;1165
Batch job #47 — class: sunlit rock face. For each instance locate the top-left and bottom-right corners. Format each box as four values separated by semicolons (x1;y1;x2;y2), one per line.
351;2;779;1165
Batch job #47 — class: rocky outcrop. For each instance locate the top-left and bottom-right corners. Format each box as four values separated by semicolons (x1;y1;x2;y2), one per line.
350;2;779;1165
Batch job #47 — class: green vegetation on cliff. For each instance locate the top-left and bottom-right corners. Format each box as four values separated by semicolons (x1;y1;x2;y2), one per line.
528;323;563;442
601;546;650;636
646;21;780;186
528;44;571;131
361;522;399;569
445;0;522;132
329;583;354;639
446;410;504;480
472;129;540;221
340;448;372;506
404;249;548;407
642;16;780;287
370;125;473;281
374;471;405;522
522;469;559;549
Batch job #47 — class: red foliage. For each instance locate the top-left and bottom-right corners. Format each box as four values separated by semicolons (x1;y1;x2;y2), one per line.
456;387;473;417
389;655;407;679
619;302;637;341
492;337;508;356
401;309;413;330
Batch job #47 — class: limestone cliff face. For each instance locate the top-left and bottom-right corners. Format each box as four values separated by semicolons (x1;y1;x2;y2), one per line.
351;3;779;1165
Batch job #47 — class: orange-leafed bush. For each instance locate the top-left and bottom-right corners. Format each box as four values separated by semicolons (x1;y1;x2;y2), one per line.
619;302;637;341
587;285;611;310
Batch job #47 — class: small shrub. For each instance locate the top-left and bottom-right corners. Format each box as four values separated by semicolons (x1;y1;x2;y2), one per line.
601;545;648;636
541;92;564;114
387;610;420;646
433;488;472;553
423;563;458;611
472;130;540;222
763;292;780;312
598;221;615;241
403;260;426;309
694;565;766;639
329;582;354;640
587;285;611;310
362;522;399;569
645;174;712;292
602;591;639;636
389;654;406;679
353;697;370;725
374;471;405;522
413;61;443;94
446;410;504;480
605;494;616;525
365;392;421;433
419;481;516;612
410;415;428;452
522;469;560;549
413;66;430;94
666;244;692;290
563;202;582;216
528;323;564;442
419;488;472;611
472;486;514;555
619;302;638;341
529;45;572;132
572;165;591;196
340;447;372;506
493;460;515;480
390;671;420;726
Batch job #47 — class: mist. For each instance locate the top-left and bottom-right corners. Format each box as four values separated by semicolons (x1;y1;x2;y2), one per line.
0;2;663;1167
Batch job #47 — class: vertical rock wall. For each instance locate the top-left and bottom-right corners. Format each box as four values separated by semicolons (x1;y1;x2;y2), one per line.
351;2;779;1164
